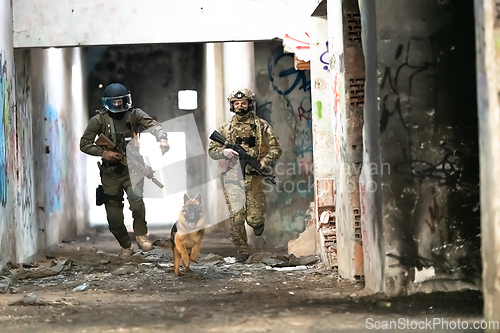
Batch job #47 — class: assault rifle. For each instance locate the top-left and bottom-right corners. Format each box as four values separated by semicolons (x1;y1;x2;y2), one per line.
95;134;164;189
209;130;277;186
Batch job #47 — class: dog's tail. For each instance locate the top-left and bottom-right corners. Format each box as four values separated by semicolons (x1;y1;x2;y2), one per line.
152;237;172;249
170;222;178;249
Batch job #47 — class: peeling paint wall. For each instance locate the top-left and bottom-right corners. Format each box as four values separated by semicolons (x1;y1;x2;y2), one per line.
360;0;480;295
254;41;314;247
0;0;19;267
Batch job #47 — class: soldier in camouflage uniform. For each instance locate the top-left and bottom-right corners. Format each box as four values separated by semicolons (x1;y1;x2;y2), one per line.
208;88;282;262
80;83;170;259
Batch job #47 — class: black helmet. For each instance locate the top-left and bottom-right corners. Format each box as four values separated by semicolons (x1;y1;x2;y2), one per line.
101;83;132;113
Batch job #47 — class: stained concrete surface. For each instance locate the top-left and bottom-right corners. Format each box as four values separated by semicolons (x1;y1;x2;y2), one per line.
0;228;484;333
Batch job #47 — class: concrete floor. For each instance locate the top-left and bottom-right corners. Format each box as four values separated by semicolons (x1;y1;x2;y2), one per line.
0;227;485;333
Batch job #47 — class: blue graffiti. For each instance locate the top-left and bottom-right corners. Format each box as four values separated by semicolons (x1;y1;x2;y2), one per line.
320;42;330;71
268;52;311;95
45;105;62;212
257;101;273;124
0;57;8;207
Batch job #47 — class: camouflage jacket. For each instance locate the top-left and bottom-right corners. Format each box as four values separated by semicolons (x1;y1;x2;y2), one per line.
208;112;282;169
80;107;167;157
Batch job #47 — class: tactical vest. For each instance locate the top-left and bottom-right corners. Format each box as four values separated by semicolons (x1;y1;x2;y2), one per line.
99;109;137;153
225;113;266;159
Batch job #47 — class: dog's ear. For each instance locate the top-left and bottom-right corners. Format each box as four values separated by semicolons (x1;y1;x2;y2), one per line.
184;193;190;204
194;193;202;204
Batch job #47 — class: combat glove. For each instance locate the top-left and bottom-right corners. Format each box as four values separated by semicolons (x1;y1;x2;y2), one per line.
102;150;123;162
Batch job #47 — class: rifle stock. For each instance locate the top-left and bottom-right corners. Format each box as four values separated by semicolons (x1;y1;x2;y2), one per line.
95;134;164;189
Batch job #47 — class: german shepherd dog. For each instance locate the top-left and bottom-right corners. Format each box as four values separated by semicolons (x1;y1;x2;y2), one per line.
171;193;205;276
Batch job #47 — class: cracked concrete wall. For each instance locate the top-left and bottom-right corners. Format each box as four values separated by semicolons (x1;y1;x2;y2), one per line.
474;0;500;324
254;41;314;247
360;0;480;295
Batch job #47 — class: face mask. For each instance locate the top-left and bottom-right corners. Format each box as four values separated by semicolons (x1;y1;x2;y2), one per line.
235;107;249;115
108;110;126;120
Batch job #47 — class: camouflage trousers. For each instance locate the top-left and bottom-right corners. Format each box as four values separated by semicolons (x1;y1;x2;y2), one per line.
101;166;146;248
223;170;267;255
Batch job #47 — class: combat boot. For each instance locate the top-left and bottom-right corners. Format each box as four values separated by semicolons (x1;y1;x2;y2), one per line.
119;244;134;259
136;235;153;251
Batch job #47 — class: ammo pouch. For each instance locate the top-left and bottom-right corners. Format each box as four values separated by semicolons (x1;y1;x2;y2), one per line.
235;136;256;147
96;185;124;206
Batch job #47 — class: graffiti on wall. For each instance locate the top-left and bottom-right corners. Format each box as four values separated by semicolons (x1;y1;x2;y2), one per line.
379;33;480;282
45;105;62;212
379;36;468;186
330;48;347;164
16;51;37;256
256;45;314;199
320;42;330;72
0;54;10;208
268;52;311;96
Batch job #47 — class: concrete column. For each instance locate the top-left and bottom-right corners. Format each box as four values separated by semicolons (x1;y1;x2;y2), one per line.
222;42;256;122
475;0;500;325
14;49;37;263
203;43;229;233
327;0;365;280
310;12;336;267
0;0;19;267
70;48;89;235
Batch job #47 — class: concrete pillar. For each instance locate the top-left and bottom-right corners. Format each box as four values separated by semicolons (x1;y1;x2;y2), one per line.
203;43;229;233
14;49;37;263
222;42;256;122
327;0;365;280
310;10;336;267
358;0;385;293
475;0;500;326
0;0;19;267
70;48;89;235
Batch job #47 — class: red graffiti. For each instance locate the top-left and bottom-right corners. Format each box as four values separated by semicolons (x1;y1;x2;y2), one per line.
298;106;310;121
284;33;311;50
298;159;313;177
333;123;339;158
332;73;340;114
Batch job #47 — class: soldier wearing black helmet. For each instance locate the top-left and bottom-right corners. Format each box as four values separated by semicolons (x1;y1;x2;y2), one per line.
80;83;170;259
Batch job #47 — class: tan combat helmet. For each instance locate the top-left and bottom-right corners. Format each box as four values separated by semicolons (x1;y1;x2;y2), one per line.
227;88;256;112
